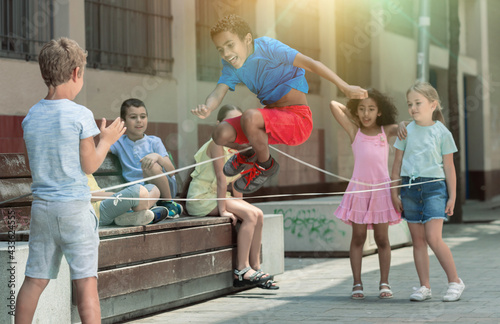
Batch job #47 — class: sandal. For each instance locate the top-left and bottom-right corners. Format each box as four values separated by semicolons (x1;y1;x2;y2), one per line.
254;270;279;290
351;283;365;299
379;283;393;299
233;267;272;287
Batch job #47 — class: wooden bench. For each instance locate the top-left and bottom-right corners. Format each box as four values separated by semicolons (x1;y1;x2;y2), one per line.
0;153;256;323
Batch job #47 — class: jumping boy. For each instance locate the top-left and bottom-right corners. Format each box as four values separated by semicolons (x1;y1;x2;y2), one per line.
17;37;125;324
110;98;183;217
192;14;367;193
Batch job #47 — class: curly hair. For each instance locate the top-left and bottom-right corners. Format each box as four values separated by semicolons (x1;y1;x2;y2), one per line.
346;88;398;126
210;14;253;42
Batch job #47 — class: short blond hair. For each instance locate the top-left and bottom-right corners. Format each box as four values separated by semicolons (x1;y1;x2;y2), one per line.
38;37;87;87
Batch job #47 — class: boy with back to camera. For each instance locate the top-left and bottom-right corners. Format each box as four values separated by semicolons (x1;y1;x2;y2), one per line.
192;14;367;193
110;98;183;218
16;37;125;324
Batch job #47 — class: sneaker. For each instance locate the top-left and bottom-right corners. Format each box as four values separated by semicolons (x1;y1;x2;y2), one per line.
161;201;182;218
114;210;155;226
149;206;170;224
443;279;465;302
223;151;257;177
410;286;432;301
234;158;280;194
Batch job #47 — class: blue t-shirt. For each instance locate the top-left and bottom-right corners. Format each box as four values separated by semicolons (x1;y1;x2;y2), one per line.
110;134;173;184
22;99;100;201
394;121;458;179
217;36;308;105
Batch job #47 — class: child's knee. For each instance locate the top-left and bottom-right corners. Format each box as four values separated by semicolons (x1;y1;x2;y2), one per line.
141;161;162;175
241;109;261;127
212;123;236;145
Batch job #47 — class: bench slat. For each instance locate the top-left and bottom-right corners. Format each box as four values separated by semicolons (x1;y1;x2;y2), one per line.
0;179;33;206
98;248;234;299
0;207;31;232
0;154;30;178
98;216;231;237
98;223;236;268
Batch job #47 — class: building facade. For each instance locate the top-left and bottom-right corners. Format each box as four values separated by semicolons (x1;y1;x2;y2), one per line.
1;0;498;200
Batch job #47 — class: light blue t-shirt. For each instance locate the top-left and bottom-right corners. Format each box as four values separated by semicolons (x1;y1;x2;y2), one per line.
394;121;458;179
110;134;176;189
218;36;308;105
22;99;100;201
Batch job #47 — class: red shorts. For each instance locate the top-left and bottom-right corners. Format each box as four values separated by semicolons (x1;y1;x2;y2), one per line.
224;105;313;146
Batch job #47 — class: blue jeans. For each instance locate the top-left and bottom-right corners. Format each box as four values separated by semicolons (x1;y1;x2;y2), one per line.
401;177;448;224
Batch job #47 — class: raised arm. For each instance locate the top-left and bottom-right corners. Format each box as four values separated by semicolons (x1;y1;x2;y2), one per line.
80;117;125;174
329;100;358;143
293;53;367;99
191;83;229;119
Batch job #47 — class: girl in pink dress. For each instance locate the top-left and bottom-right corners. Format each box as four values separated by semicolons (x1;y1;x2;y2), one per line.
330;89;401;300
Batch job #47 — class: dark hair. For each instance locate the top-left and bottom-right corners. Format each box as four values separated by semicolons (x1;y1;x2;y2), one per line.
217;104;243;122
210;14;253;43
407;81;445;123
120;98;147;120
346;88;398;126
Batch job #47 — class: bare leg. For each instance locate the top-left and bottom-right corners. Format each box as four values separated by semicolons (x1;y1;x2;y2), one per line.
212;121;252;152
132;185;160;211
424;219;460;283
408;223;430;288
350;223;367;298
240;109;269;163
73;277;101;324
142;163;172;200
373;222;392;297
225;199;264;279
15;277;49;324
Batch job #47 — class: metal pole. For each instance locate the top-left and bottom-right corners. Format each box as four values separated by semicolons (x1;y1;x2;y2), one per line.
417;0;430;82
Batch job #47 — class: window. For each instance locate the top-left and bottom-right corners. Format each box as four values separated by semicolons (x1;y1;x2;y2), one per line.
85;0;173;75
0;0;53;61
195;0;256;82
275;0;320;94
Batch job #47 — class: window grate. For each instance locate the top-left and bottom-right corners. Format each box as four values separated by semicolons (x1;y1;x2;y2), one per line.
0;0;53;62
85;0;173;75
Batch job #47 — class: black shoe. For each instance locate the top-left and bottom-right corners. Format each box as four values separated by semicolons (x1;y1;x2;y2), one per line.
234;158;279;194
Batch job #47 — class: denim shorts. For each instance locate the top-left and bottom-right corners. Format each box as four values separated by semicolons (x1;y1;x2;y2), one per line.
26;200;99;280
400;177;448;224
99;183;156;226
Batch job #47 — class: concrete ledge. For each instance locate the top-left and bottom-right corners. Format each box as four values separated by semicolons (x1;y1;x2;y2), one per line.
0;242;71;324
254;197;411;257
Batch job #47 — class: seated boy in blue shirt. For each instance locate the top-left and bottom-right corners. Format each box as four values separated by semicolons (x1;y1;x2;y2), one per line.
17;37;125;323
110;98;182;217
192;14;367;193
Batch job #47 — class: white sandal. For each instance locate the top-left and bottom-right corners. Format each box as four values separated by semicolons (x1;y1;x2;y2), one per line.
351;283;365;299
379;283;393;299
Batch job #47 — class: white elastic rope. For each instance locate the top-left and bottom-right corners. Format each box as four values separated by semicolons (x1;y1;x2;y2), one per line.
91;178;444;202
90;147;252;194
269;145;399;186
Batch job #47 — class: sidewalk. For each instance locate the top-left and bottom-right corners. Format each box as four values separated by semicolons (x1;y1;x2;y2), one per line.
125;200;500;324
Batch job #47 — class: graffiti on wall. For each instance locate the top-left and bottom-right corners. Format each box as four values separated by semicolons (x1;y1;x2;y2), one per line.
275;207;346;244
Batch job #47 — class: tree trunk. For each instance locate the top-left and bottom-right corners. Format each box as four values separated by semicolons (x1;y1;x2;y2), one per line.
448;0;462;223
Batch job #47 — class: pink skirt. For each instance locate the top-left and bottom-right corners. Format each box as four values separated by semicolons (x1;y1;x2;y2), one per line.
334;177;401;229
